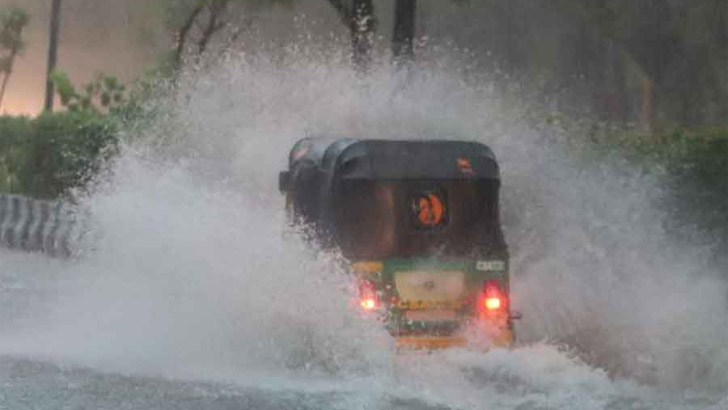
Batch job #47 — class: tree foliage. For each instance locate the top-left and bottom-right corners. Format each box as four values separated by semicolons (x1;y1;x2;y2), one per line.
565;0;728;127
435;0;726;129
0;112;118;198
50;70;128;114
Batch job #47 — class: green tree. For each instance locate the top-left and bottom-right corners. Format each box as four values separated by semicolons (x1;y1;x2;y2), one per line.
0;7;28;110
50;70;128;114
16;112;118;198
0;112;118;198
556;0;727;128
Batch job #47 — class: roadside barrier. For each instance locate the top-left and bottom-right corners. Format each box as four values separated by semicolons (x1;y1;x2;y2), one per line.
0;194;80;258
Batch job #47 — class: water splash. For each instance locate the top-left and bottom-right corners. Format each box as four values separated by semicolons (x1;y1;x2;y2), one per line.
0;44;726;408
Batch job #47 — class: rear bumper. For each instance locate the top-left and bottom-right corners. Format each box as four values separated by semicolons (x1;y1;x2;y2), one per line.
395;336;468;350
395;328;514;350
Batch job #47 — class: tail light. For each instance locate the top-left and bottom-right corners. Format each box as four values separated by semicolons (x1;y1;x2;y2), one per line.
481;280;506;312
359;280;379;311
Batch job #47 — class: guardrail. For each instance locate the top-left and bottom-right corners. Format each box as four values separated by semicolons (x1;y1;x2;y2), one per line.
0;194;80;258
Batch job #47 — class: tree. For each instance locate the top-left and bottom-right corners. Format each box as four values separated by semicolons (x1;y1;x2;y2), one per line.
171;0;223;68
0;7;28;110
325;0;376;72
325;0;468;69
50;70;128;114
392;0;416;65
166;0;294;69
44;0;62;112
564;0;728;128
17;112;118;198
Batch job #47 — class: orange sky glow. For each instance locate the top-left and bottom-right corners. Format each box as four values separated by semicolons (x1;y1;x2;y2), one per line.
0;0;167;116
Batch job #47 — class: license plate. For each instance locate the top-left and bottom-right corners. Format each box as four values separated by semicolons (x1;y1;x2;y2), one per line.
405;310;457;321
394;271;465;301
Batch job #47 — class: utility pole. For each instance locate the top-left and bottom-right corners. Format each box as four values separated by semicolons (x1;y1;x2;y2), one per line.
44;0;62;112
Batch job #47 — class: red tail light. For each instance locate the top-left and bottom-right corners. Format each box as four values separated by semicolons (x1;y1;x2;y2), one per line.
485;296;502;310
482;280;506;311
359;280;379;311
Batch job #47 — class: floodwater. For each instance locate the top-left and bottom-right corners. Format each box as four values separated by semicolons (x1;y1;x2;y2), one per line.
0;48;726;409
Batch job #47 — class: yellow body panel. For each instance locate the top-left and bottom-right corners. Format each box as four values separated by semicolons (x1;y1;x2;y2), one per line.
350;261;384;274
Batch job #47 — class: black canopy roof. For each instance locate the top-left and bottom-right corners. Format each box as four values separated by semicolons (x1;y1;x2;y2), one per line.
288;138;500;181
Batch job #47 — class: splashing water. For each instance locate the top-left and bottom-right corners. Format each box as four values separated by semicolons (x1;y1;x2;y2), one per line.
0;45;726;409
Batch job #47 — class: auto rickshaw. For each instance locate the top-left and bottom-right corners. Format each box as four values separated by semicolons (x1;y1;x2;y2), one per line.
279;138;518;349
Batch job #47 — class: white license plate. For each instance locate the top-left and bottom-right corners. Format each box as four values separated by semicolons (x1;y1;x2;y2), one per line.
394;271;465;301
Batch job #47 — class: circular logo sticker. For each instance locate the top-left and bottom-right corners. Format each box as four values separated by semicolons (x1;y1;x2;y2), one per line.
411;191;447;228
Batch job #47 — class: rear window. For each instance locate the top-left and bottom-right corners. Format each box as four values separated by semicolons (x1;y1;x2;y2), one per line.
334;180;501;259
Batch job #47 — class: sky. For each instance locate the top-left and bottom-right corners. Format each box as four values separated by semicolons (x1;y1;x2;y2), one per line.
0;0;167;115
0;0;348;116
0;0;472;116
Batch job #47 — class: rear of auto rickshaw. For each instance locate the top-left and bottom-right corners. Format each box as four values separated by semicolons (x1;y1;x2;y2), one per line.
279;138;518;349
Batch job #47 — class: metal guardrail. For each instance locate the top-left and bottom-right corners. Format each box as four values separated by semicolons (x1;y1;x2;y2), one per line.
0;194;80;258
